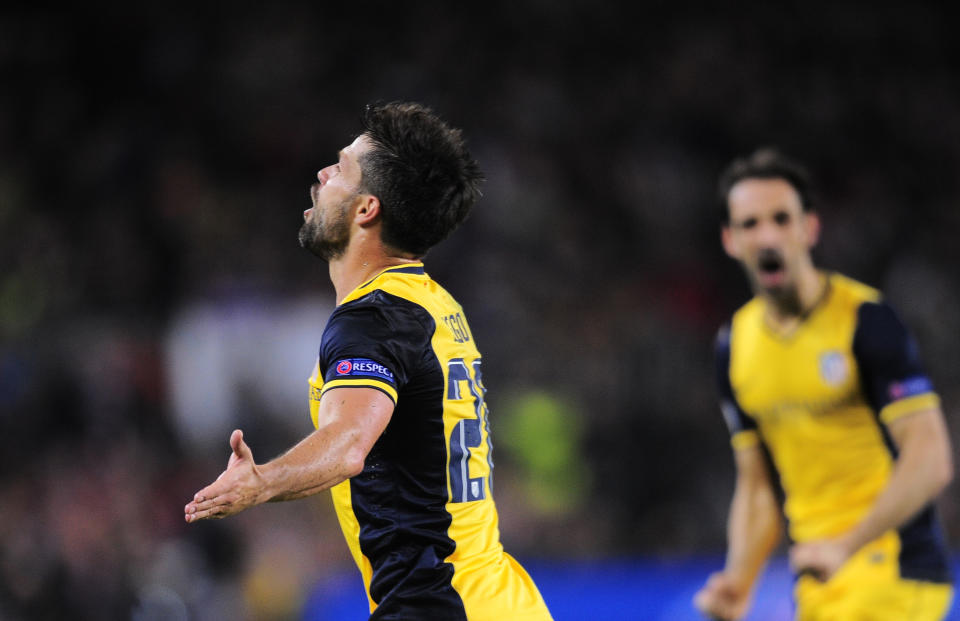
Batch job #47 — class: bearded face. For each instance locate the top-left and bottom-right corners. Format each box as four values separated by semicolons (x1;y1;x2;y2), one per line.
301;135;374;262
299;188;354;261
722;177;820;315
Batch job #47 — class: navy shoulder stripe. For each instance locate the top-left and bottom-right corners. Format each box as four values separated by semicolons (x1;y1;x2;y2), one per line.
715;324;756;436
853;301;934;414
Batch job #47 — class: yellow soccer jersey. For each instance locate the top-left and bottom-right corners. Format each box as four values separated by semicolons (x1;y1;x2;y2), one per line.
308;263;552;621
716;272;951;584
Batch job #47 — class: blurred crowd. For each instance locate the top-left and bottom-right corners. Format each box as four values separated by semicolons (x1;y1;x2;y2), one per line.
2;2;959;619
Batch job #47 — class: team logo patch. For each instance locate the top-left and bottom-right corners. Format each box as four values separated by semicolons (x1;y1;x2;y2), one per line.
818;351;848;386
333;358;395;382
888;376;933;400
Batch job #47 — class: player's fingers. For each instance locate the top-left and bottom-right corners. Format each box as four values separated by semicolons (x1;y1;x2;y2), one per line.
694;576;725;604
791;559;810;578
704;601;737;621
790;544;828;581
230;429;243;453
695;582;744;620
185;504;226;522
191;483;226;508
185;493;236;517
788;546;808;570
796;566;828;583
693;588;709;611
694;598;732;621
230;429;253;461
190;491;238;513
693;588;723;615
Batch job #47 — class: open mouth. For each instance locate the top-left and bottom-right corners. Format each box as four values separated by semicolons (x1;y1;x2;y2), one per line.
759;254;783;274
305;183;320;220
756;251;785;285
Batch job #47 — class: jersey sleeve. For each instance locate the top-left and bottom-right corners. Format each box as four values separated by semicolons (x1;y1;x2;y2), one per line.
853;301;941;425
715;325;759;450
318;295;429;404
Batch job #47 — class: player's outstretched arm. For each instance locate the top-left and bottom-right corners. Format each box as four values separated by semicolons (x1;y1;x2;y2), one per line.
695;444;782;621
790;406;952;581
184;387;394;522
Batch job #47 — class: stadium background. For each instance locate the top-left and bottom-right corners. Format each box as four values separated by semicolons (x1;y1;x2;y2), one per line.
1;2;958;619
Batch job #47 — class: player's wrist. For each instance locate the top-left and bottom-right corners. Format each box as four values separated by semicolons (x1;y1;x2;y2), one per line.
720;567;755;595
834;531;862;561
251;461;278;504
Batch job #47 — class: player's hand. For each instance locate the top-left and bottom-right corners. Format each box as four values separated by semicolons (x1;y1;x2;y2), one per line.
184;429;266;523
789;538;850;582
693;571;751;620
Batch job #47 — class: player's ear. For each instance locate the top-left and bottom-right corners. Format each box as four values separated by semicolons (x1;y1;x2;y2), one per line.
721;225;741;260
354;194;381;228
804;210;821;248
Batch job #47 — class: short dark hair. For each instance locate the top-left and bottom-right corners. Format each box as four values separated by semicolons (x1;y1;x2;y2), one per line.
358;102;484;257
717;148;814;224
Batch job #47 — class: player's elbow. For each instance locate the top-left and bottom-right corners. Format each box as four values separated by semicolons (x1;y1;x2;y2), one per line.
341;449;367;479
929;428;954;493
919;440;954;497
933;448;953;492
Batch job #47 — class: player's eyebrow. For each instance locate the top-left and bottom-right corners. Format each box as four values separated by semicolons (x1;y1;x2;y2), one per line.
338;149;355;172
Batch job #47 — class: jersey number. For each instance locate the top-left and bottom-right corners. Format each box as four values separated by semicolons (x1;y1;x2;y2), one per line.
447;359;493;503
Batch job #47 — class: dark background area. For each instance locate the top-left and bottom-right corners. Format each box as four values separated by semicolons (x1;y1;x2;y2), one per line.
2;2;959;619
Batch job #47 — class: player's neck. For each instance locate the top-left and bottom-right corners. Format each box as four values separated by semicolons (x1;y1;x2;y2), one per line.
764;267;828;329
328;233;419;304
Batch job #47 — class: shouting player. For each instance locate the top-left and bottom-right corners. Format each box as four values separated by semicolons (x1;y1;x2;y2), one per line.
694;149;953;620
185;102;552;621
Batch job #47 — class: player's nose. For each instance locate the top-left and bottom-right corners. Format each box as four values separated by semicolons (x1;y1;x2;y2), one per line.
317;166;333;184
754;220;783;245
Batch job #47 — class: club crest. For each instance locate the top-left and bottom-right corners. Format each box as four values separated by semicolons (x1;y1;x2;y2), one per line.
818;351;848;386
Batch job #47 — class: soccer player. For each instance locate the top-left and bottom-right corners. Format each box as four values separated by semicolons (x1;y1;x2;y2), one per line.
693;149;954;620
184;102;553;621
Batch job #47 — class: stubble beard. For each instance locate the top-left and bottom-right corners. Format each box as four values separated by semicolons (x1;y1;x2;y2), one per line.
748;269;803;317
298;196;352;262
767;283;803;316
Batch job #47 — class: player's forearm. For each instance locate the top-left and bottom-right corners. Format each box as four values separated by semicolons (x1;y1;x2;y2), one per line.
840;421;952;554
256;388;393;503
725;481;782;587
725;485;781;585
259;426;367;503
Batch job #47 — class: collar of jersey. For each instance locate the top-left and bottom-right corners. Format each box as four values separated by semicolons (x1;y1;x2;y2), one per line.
760;271;834;341
341;262;426;305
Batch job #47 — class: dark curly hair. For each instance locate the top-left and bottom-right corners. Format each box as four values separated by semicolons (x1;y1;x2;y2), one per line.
717;148;814;224
357;102;484;257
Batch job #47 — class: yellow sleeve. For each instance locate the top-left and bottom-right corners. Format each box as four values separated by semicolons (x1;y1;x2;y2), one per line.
879;392;941;425
730;429;760;451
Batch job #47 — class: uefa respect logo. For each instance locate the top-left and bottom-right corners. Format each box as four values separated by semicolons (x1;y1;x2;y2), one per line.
333;358;395;381
888;376;932;400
